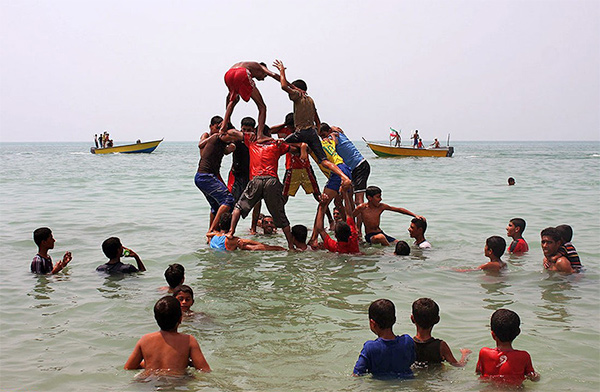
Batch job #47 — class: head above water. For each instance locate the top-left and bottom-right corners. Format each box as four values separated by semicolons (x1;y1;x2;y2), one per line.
486;236;506;259
164;263;185;289
394;240;410;255
412;298;440;330
33;227;53;246
490;308;521;343
154;296;182;331
508;177;515;186
102;237;122;259
291;225;308;244
555;224;573;243
369;299;396;330
334;221;352;242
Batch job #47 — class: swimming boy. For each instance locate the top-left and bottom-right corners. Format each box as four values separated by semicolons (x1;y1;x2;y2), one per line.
124;296;210;373
96;237;146;273
272;60;351;190
221;61;280;138
207;212;286;251
506;218;529;254
291;225;309;251
479;236;507;271
408;217;431;249
555;224;582;271
411;298;471;368
31;227;72;274
394;241;410;256
161;264;185;293
173;285;194;314
353;299;415;378
476;309;539;384
353;186;424;246
540;227;574;274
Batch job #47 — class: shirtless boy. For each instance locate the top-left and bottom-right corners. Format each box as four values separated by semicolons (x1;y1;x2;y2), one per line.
541;227;574;274
221;61;280;138
353;186;424;246
207;212;286;251
124;296;210;374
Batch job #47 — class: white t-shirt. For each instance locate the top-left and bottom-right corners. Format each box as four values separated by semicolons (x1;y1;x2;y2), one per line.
415;239;432;249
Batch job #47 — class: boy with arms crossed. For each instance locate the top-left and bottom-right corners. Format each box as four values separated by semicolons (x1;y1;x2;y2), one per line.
541;227;574;274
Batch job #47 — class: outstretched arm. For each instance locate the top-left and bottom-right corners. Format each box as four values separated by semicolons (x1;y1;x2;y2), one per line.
273;60;294;94
440;341;471;367
384;204;424;220
238;238;286;251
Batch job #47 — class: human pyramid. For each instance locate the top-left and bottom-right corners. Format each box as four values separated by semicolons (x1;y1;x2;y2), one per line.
29;60;583;384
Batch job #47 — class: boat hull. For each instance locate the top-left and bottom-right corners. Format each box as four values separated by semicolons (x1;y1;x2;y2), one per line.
91;139;163;154
364;141;454;157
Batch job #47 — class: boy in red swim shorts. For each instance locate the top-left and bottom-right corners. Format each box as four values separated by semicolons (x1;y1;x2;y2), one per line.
221;61;280;139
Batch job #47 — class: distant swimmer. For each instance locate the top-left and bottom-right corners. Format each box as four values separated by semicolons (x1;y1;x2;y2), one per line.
221;61;281;138
508;177;515;186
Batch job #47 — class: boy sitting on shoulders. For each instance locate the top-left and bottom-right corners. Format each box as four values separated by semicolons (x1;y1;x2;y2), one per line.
353;186;424;246
411;298;471;368
541;227;574;274
476;309;539;385
96;237;146;273
31;227;72;274
124;296;210;374
506;218;529;254
353;299;415;378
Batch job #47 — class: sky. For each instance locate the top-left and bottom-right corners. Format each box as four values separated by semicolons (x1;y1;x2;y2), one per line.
0;0;598;143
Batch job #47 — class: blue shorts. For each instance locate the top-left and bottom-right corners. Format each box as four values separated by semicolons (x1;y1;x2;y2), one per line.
365;231;396;244
195;172;234;214
325;163;352;191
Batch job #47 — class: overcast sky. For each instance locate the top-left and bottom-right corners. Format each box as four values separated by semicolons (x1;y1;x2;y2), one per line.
1;0;598;143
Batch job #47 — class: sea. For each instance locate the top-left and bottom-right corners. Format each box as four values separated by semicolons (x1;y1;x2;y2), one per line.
0;141;598;392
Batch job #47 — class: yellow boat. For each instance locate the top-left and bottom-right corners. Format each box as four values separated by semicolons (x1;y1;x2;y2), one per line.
90;139;163;154
363;138;454;158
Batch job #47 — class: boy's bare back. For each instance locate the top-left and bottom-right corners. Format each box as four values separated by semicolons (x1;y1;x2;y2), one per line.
124;330;210;373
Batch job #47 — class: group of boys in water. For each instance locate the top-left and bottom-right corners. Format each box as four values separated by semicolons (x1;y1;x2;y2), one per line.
29;60;584;384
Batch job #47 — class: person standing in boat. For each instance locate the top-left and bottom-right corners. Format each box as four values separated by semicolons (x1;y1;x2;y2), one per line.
220;61;280;139
94;134;99;148
430;138;440;148
412;130;419;148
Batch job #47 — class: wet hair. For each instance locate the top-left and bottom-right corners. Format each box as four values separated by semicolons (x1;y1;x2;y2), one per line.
334;221;352;242
510;218;526;233
218;212;232;232
369;299;396;329
102;237;122;259
33;227;52;246
154;296;182;331
541;227;561;242
172;284;194;300
366;186;382;198
291;79;307;91
394;240;410;255
241;117;256;128
490;309;521;342
411;217;427;234
210;115;223;126
555;224;573;243
291;225;307;243
320;122;331;134
486;236;506;258
412;298;440;329
284;113;294;128
164;264;185;289
508;177;515;185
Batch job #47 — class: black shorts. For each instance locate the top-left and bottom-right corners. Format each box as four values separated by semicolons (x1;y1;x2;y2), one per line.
351;160;370;193
284;128;327;163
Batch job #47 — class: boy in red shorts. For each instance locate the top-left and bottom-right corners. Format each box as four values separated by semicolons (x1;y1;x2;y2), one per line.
476;309;539;385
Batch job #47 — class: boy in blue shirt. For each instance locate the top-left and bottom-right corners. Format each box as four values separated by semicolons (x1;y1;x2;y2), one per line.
353;299;415;378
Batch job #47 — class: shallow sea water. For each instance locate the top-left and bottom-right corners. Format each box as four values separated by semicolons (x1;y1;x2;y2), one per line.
0;141;598;392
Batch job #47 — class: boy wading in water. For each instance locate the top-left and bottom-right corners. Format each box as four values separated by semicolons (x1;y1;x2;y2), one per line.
124;296;211;375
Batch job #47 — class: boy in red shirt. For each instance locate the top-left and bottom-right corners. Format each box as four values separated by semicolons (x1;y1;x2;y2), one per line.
476;309;539;385
314;185;360;254
506;218;529;254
